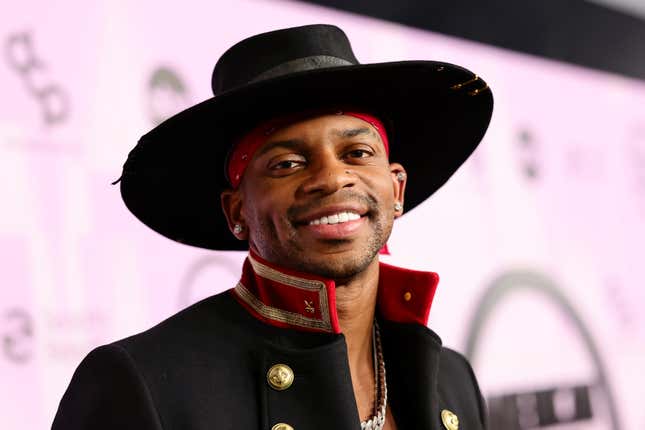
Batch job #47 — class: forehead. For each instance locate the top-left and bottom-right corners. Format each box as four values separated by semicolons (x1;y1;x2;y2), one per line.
264;114;381;145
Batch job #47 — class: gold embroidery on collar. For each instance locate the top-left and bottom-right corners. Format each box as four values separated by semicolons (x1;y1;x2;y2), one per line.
246;254;332;330
235;282;333;331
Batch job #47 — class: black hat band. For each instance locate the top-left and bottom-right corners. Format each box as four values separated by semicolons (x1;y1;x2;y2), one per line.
249;55;354;84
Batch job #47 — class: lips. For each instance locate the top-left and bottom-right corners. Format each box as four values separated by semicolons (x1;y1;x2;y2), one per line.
308;211;361;225
302;215;366;240
294;203;369;226
294;205;369;241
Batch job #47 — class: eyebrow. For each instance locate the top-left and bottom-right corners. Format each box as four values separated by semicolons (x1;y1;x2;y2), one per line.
332;127;379;140
255;127;381;159
254;139;304;158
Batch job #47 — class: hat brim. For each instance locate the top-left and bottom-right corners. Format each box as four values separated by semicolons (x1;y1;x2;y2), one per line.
120;61;493;250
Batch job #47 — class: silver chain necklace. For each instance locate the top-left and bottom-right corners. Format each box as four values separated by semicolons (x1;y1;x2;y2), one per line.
360;321;387;430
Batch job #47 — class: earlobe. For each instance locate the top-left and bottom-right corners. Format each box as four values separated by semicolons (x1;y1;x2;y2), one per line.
390;163;407;217
221;189;247;239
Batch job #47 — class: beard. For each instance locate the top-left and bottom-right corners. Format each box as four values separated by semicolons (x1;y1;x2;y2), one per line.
248;190;393;280
287;221;387;279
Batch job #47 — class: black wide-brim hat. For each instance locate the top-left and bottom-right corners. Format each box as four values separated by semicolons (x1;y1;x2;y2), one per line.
119;24;493;250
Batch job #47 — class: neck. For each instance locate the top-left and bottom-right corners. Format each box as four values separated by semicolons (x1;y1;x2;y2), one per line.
334;257;380;421
334;257;379;371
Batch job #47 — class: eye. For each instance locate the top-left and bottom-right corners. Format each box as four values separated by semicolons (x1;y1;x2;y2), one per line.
270;160;303;170
344;147;375;160
267;154;307;174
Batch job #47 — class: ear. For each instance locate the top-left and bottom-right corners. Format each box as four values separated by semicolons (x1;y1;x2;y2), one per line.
221;188;248;240
389;162;407;218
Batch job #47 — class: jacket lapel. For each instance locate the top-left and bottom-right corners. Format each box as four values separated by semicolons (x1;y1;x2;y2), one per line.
260;333;361;430
379;318;442;430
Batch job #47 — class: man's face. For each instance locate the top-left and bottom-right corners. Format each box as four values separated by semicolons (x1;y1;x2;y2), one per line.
222;114;406;279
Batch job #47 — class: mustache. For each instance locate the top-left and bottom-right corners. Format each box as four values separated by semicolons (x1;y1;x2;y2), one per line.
286;190;379;222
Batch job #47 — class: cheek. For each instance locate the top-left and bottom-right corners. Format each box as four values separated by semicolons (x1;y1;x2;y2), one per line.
367;170;397;201
241;183;290;228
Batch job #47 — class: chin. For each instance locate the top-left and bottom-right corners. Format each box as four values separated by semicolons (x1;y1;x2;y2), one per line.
294;244;380;280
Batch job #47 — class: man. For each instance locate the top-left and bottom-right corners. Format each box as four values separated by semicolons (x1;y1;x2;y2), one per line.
53;24;492;430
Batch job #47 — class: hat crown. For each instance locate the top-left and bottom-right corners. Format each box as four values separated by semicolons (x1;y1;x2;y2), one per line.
212;24;359;95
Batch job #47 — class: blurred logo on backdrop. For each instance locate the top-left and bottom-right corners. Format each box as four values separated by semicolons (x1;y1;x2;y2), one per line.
626;123;645;217
602;275;639;335
45;309;107;364
147;66;192;126
2;308;34;364
4;31;70;126
464;270;621;430
516;128;541;182
177;253;243;309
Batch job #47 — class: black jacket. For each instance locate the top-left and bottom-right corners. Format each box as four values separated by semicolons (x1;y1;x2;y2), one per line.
52;289;486;430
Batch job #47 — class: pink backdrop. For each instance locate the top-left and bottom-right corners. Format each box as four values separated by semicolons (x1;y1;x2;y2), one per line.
2;1;644;429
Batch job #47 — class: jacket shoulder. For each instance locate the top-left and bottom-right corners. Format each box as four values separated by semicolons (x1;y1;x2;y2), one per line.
53;290;262;430
52;344;163;429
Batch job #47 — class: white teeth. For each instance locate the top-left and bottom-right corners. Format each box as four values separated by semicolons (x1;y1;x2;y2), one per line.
309;211;361;225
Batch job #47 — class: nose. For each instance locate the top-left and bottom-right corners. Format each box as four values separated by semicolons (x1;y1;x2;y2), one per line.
298;154;356;196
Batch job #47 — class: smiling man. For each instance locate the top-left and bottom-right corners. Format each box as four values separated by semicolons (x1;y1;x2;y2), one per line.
53;25;493;430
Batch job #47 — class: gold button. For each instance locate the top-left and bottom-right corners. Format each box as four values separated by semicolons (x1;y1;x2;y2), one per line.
267;364;294;390
403;291;412;301
271;423;294;430
441;409;459;430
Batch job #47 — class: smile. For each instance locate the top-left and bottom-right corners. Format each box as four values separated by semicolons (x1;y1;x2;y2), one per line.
308;211;361;225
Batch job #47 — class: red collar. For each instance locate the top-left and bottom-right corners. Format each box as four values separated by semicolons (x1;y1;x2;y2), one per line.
232;251;439;334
